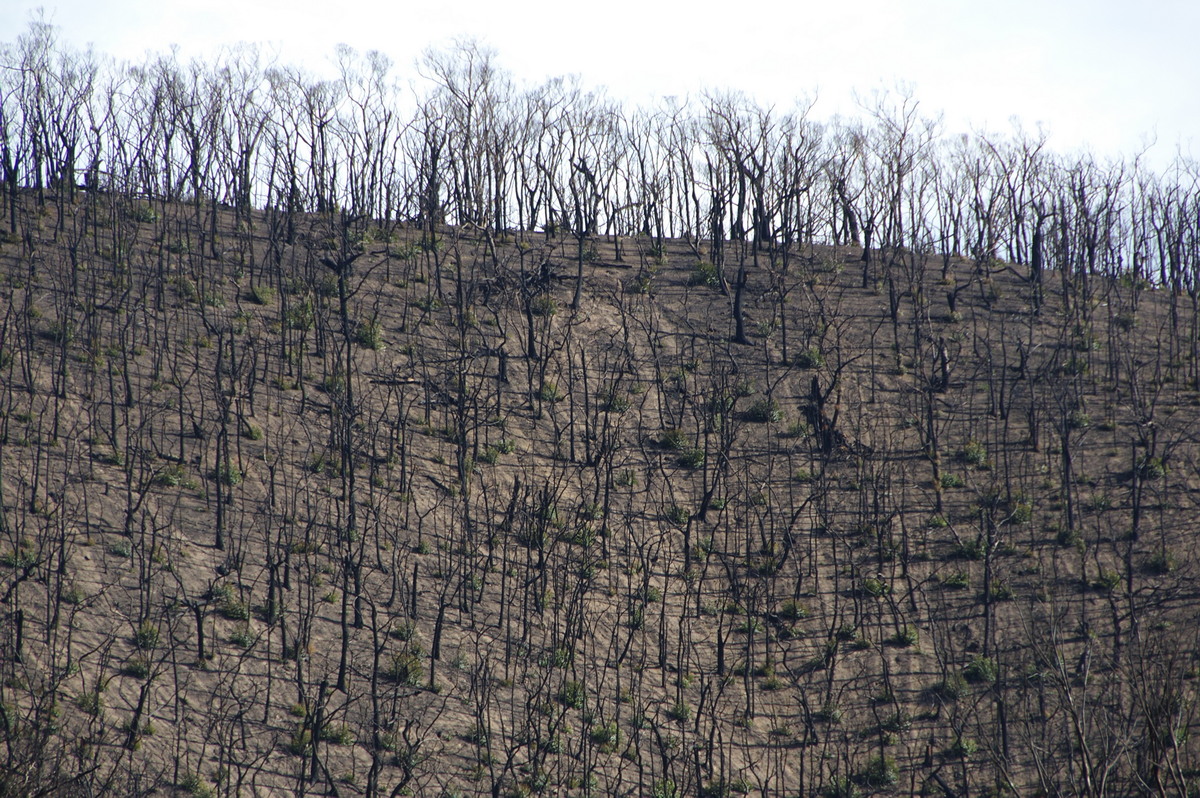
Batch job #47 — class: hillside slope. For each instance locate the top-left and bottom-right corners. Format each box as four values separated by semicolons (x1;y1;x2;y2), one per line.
1;191;1199;797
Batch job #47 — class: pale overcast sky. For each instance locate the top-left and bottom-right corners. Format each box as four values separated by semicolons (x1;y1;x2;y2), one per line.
3;0;1197;165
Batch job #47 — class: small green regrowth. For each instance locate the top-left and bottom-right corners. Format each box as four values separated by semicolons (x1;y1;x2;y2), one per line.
134;621;160;650
964;655;998;684
959;439;987;467
745;398;783;423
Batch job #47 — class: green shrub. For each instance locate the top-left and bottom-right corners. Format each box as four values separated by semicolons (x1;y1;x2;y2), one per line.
745;398;783;423
642;241;666;263
930;672;968;702
413;294;442;312
724;376;753;396
666;699;691;722
660;428;690;450
677;448;706;469
355;317;384;349
690;261;722;288
940;472;965;489
820;776;861;798
134;621;160;650
956;536;986;560
44;320;74;345
964;655;997;684
0;545;36;569
785;419;811;438
215;461;243;487
320;373;347;398
123;655;151;679
513;521;549;549
579;501;604;521
321;724;355;745
950;737;979;758
813;701;842;724
75;691;103;716
287;726;313;756
1145;550;1178;575
175;278;200;304
530;295;558;316
558;680;586;709
154;464;194;489
179;772;216;798
738;616;763;635
941;571;970;589
858;577;890;598
590;720;620;752
228;625;255;647
393;241;420;261
386;647;424;686
652;779;681;798
1137;456;1167;480
665;505;690;526
539;382;564;403
1054;524;1082;547
860;755;899;787
250;284;275;305
795;346;824;369
780;600;808;621
129;204;158;223
478;446;502;465
959;439;987;467
890;625;919;647
628;271;654;294
465;722;489;746
212;585;251;621
285;299;315;330
316;275;339;297
1092;568;1122;593
600;387;630;412
987;581;1015;601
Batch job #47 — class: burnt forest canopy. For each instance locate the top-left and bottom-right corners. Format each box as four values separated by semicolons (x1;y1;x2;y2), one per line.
2;18;1200;798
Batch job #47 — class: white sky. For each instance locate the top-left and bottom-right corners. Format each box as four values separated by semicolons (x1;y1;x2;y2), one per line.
3;0;1197;165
